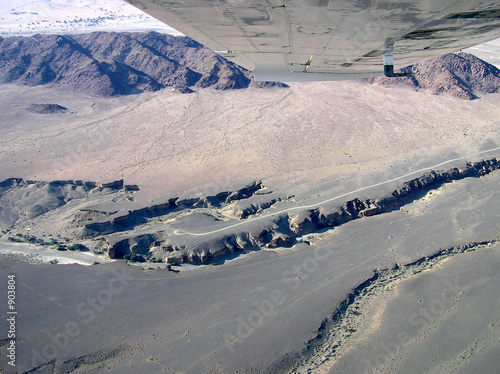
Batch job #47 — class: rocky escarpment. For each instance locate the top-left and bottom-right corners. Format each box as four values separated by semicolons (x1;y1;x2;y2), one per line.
156;158;500;265
290;158;500;236
288;239;499;373
370;52;500;99
0;31;283;95
1;159;499;265
0;178;278;259
0;178;135;230
82;181;265;236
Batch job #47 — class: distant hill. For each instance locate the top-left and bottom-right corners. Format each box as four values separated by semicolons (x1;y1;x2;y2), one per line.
0;31;281;95
370;52;500;100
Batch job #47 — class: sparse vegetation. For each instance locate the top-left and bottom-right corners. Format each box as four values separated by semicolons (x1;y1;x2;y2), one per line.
68;243;88;251
56;245;67;251
26;235;37;243
6;233;48;245
123;254;146;262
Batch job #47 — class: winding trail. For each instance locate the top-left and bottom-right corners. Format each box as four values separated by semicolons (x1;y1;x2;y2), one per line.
173;146;500;237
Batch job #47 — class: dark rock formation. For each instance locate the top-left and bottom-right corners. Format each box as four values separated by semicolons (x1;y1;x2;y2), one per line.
27;103;68;114
1;32;496;99
160;158;500;265
82;181;264;236
2;160;499;265
0;31;284;96
369;52;500;99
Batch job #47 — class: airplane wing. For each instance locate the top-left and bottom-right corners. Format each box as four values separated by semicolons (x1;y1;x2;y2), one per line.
124;0;500;81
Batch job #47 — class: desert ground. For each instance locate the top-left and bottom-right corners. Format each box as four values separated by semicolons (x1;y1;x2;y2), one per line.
1;81;499;200
0;76;499;373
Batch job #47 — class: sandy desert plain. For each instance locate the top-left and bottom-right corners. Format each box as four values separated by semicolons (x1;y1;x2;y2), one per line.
0;69;499;373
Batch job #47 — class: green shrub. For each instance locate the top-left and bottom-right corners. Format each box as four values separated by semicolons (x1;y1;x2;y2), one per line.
68;243;88;251
123;254;146;262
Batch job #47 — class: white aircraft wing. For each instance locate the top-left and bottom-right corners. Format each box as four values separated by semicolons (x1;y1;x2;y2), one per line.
124;0;500;81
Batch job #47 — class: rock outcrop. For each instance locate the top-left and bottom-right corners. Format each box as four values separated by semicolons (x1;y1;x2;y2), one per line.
156;158;500;265
370;52;500;99
27;103;68;114
1;159;499;265
82;181;264;236
0;178;130;229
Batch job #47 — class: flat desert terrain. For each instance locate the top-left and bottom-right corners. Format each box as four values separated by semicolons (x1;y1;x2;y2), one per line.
1;81;499;200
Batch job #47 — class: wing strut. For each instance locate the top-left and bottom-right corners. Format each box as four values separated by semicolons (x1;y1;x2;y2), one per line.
383;40;414;78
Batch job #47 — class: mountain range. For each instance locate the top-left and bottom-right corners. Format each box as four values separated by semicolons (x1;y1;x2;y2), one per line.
0;31;279;95
1;31;500;98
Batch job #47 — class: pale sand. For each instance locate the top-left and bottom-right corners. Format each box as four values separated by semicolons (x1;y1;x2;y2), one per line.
0;242;113;265
1;82;499;203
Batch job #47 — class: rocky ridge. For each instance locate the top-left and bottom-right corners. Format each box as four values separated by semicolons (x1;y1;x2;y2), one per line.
288;239;499;373
156;158;500;265
0;159;499;265
0;31;282;95
27;103;68;114
81;181;265;236
0;179;278;258
1;32;499;98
